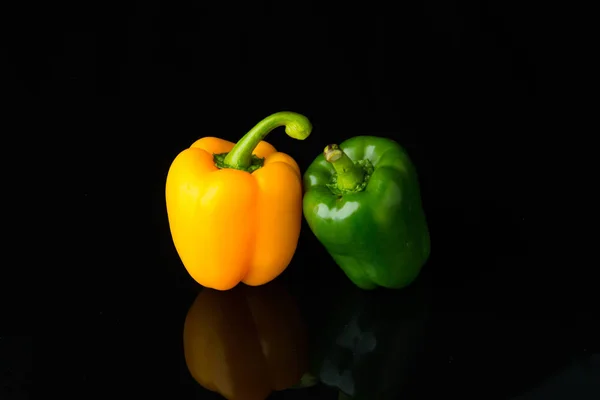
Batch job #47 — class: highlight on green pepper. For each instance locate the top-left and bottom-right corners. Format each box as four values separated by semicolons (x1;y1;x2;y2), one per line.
302;136;431;290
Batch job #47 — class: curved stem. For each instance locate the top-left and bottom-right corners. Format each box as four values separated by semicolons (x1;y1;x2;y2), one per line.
289;372;318;389
223;111;312;170
324;144;365;190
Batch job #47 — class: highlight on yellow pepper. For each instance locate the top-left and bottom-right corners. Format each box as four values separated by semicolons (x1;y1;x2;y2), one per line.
183;281;309;400
165;112;312;290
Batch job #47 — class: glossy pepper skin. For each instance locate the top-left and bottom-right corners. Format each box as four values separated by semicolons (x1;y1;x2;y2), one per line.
183;281;309;400
305;267;432;400
166;112;312;290
303;136;430;290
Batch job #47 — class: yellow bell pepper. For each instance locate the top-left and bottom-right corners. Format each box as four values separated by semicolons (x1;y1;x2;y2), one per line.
165;112;312;290
183;281;309;400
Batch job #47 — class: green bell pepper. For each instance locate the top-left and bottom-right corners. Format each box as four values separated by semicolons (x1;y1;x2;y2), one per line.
302;136;431;289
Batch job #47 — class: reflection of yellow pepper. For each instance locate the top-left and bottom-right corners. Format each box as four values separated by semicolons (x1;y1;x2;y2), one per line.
166;112;312;290
183;281;308;400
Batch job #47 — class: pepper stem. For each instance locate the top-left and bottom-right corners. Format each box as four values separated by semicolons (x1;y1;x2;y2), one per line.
223;111;312;170
324;144;365;191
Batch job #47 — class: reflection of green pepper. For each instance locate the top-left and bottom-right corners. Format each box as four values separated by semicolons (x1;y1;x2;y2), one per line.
303;136;431;290
306;269;432;399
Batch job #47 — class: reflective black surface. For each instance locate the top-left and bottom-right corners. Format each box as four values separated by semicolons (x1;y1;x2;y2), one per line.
6;4;598;400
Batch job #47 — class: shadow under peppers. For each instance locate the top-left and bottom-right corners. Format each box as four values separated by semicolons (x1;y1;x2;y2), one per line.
182;280;309;400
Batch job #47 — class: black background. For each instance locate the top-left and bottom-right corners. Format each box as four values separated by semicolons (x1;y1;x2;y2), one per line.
3;2;597;399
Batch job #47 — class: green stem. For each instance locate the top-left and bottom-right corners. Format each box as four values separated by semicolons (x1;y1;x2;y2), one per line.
324;144;365;191
223;111;312;170
289;372;318;389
